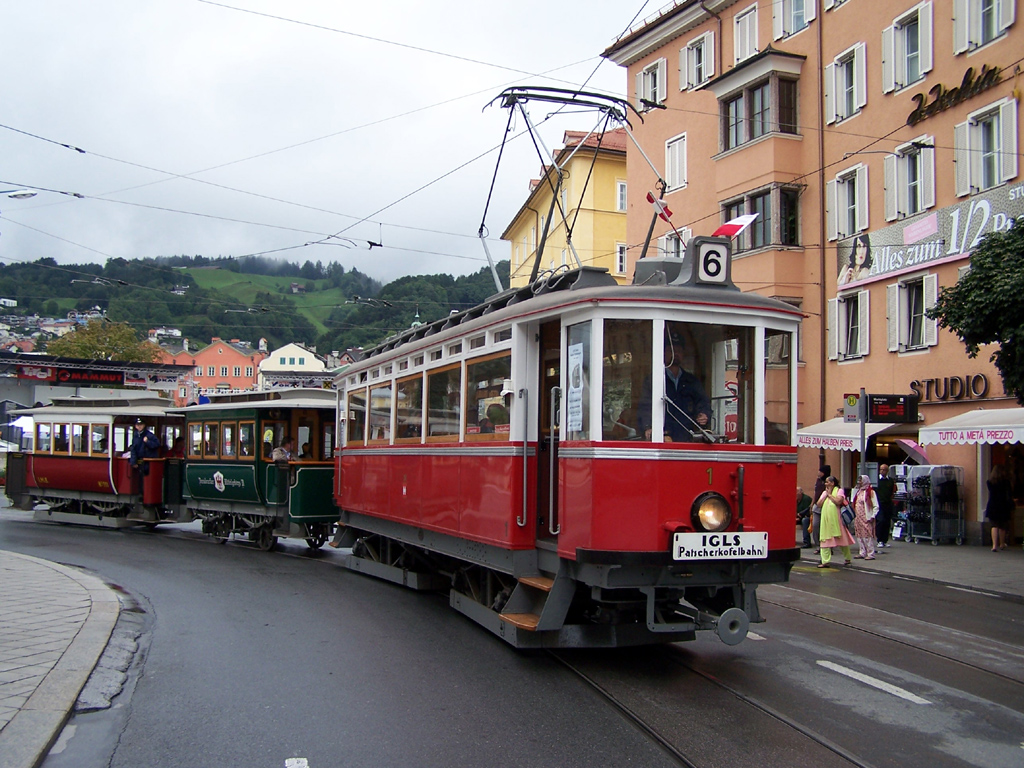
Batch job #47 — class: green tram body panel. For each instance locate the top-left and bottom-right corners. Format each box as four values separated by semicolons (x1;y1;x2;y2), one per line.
174;390;339;524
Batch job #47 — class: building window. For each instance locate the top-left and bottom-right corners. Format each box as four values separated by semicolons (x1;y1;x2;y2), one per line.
616;181;627;212
279;357;286;364
299;357;305;365
233;366;241;377
658;228;692;258
827;290;870;360
723;186;800;251
825;43;866;123
954;98;1018;196
208;366;215;376
884;137;936;220
195;366;202;377
636;58;667;110
246;366;253;377
220;366;228;377
883;3;933;93
616;244;627;274
680;31;715;89
720;76;799;151
289;357;295;365
887;274;938;351
734;5;759;63
665;133;687;190
773;0;815;40
826;164;868;241
953;0;1015;53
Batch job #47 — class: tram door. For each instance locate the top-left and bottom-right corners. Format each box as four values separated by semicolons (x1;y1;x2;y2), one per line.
537;320;561;541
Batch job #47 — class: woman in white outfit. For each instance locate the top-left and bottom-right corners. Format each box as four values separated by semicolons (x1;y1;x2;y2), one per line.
852;474;879;560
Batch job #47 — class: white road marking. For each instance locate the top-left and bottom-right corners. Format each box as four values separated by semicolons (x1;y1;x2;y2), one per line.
285;760;309;768
746;631;765;641
817;660;931;704
946;585;1001;598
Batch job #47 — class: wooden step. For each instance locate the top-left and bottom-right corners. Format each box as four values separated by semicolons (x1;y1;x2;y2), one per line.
518;575;554;592
499;612;540;631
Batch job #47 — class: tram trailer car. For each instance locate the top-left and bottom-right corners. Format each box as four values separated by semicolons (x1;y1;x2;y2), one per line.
170;389;338;550
334;245;802;649
5;395;187;527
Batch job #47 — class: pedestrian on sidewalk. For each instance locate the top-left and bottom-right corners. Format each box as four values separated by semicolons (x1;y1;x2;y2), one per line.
875;463;895;548
811;464;830;550
816;475;854;568
797;487;813;548
986;464;1014;552
852;474;879;560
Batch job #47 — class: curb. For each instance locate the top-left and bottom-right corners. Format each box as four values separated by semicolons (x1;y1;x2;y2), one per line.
0;553;120;768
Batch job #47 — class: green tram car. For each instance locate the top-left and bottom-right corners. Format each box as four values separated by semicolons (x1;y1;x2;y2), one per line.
173;389;339;550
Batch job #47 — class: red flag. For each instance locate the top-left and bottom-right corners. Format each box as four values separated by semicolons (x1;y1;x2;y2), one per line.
646;191;673;222
712;213;758;238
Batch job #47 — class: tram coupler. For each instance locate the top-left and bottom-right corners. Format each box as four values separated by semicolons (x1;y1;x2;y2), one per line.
673;601;750;646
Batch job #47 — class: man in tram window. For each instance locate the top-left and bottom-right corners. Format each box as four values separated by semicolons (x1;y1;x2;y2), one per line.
637;329;711;442
130;419;161;479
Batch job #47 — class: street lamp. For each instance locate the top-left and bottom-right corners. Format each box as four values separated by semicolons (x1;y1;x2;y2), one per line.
0;189;38;200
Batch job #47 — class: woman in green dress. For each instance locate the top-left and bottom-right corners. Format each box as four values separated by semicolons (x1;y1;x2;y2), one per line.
816;476;855;568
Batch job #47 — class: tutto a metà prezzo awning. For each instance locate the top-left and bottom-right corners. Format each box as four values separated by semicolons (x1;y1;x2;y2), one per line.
918;408;1024;445
796;418;896;451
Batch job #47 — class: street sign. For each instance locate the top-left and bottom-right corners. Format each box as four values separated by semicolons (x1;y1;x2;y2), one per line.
843;393;860;423
867;394;919;423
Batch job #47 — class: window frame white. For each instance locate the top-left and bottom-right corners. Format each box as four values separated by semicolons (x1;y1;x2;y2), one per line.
882;2;933;94
824;42;867;124
734;5;759;64
665;132;687;191
827;290;870;360
825;164;869;241
657;228;693;259
616;181;627;212
953;0;1015;54
953;97;1019;196
883;135;936;221
887;273;939;352
773;0;816;40
680;31;716;90
615;243;628;275
635;58;668;110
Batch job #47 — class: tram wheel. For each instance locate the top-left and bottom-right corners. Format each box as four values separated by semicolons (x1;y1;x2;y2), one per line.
305;526;327;550
257;525;277;552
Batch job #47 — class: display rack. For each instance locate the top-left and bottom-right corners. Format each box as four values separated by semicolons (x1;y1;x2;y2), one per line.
894;465;965;545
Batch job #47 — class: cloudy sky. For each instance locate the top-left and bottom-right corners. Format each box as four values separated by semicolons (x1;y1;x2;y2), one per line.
0;0;650;286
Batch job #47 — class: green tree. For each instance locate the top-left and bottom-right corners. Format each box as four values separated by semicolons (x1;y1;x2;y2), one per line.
45;319;162;363
929;221;1024;404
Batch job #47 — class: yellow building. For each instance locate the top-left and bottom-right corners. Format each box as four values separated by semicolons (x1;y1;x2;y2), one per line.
503;129;629;288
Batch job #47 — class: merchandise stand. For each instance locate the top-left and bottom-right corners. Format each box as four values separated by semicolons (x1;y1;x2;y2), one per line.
893;465;965;545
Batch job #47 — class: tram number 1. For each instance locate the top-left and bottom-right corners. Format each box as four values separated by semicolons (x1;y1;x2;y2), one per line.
706;467;713;486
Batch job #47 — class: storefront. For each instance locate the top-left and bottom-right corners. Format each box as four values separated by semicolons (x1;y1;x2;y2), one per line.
920;408;1024;544
796;418;908;487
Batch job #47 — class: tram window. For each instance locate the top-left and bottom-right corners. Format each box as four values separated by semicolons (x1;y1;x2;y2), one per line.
296;421;313;457
91;425;109;456
465;353;511;442
763;329;794;445
36;424;51;453
72;424;88;455
566;323;591;441
53;424;70;454
711;326;754;444
321;422;334;458
222;423;236;458
346;390;367;445
602;320;652;440
204;423;220;457
113;425;132;456
368;386;392;444
426;365;461;440
161;424;182;453
262;422;287;459
188;424;203;458
238;422;255;458
395;375;423;442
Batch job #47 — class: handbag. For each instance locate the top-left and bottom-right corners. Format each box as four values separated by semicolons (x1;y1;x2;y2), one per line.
840;502;855;531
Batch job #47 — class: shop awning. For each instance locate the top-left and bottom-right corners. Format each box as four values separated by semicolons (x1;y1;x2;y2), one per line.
918;408;1024;445
796;418;895;451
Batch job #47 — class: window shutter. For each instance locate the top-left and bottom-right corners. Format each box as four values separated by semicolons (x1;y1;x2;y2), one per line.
825;179;838;240
886;284;900;351
824;0;835;10
884;154;898;221
999;99;1018;182
969;0;982;49
923;273;939;346
773;0;786;40
952;0;969;53
656;58;667;102
881;25;895;93
806;0;817;23
734;13;743;62
855;165;869;232
635;72;643;110
854;43;868;110
999;0;1016;32
827;298;839;360
679;47;688;91
657;235;668;257
919;2;933;74
858;290;871;357
705;32;716;79
953;121;971;197
922;144;936;209
824;62;836;124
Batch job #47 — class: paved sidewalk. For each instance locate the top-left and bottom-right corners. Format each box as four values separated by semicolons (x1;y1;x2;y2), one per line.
0;552;119;768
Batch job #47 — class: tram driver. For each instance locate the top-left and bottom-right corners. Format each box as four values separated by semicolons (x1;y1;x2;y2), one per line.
637;329;712;442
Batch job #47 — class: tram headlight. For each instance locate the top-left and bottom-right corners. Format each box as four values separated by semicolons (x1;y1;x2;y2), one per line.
690;492;732;532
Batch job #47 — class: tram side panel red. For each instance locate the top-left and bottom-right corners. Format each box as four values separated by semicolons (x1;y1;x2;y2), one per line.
420;450;460;532
458;453;522;545
558;445;798;558
387;451;423;526
26;456;117;494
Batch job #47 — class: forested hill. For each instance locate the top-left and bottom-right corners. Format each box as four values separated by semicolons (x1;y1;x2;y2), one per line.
0;255;509;354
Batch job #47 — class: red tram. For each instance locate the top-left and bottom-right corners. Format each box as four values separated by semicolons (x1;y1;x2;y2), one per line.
333;243;802;648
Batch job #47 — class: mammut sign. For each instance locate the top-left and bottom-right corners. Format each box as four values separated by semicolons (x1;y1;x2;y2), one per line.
17;366;125;385
907;65;1001;126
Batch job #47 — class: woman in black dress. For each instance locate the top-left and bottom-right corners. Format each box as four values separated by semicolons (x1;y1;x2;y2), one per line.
986;465;1014;552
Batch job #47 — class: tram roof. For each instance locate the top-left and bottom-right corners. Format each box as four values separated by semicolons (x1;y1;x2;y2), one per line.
356;265;803;363
167;388;336;414
13;393;175;421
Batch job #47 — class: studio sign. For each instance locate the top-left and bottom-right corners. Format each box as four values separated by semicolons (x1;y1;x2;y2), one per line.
907;65;1002;126
910;374;990;403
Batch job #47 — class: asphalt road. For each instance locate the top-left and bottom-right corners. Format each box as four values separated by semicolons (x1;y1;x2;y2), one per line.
3;512;1023;768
